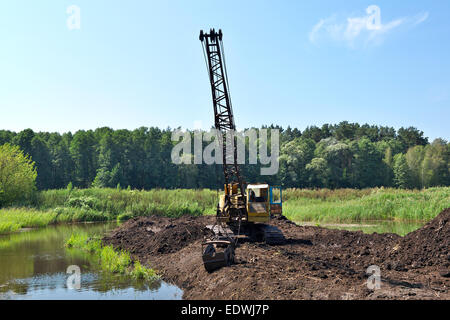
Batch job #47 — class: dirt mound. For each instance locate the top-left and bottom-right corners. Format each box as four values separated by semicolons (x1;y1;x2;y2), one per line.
382;208;450;271
103;209;450;300
104;215;214;256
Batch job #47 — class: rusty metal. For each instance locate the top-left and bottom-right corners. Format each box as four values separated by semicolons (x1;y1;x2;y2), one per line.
200;29;245;200
199;29;285;272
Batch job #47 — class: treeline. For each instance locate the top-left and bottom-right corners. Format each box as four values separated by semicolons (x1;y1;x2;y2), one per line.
0;122;448;190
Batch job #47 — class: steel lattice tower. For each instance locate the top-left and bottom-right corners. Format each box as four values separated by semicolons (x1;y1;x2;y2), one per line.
200;29;244;197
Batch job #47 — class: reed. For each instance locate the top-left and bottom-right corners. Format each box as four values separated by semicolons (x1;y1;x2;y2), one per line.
1;187;448;235
283;187;450;222
65;233;158;280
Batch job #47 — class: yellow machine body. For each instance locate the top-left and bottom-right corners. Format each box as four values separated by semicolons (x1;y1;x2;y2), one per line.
218;183;283;224
246;184;283;222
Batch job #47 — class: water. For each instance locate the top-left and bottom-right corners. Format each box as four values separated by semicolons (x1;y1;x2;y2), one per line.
0;219;424;299
0;222;183;300
295;220;426;236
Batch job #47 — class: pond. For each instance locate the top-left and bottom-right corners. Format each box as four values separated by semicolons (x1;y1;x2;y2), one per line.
0;218;426;299
0;222;182;300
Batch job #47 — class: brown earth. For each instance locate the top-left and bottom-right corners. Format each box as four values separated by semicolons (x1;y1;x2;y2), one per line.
103;209;450;300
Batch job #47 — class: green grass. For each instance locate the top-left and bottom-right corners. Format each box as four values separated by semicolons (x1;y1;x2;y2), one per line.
0;208;59;234
65;233;158;280
0;187;448;235
35;188;218;218
283;187;450;223
283;188;375;201
0;188;218;234
0;207;110;235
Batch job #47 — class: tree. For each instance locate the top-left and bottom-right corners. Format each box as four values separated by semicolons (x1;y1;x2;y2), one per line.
381;146;394;186
47;133;73;189
11;129;35;156
92;133;115;188
405;145;425;188
421;139;449;187
397;127;428;152
70;130;97;187
302;126;327;143
333;121;359;141
279;138;315;187
0;123;446;191
378;126;396;141
30;136;52;190
0;144;37;206
393;153;411;188
352;138;385;188
92;167;112;188
281;126;301;143
0;130;16;146
306;157;329;187
316;138;352;188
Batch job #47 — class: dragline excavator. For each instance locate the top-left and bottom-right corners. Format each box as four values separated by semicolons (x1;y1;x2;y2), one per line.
199;29;285;272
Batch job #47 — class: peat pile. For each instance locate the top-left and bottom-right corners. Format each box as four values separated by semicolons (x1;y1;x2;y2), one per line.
103;209;450;299
104;215;214;256
382;208;450;271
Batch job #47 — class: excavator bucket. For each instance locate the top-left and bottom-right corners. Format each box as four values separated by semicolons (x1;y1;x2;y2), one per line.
202;240;235;273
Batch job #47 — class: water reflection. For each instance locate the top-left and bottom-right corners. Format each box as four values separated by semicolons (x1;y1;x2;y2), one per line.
0;222;182;300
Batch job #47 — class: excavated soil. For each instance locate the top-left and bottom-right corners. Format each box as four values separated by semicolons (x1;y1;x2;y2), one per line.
103;209;450;300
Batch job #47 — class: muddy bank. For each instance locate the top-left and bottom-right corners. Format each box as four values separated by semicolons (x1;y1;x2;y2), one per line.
103;209;450;300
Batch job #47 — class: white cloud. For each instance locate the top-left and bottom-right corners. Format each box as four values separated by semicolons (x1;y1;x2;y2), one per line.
309;19;325;43
309;6;429;48
414;12;429;25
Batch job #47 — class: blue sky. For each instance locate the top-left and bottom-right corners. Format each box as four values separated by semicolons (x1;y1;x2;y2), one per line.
0;1;449;140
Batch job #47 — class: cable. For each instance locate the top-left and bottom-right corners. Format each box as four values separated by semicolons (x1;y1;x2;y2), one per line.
219;40;235;129
201;41;211;78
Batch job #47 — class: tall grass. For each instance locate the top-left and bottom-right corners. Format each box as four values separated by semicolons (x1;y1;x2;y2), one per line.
283;188;375;201
283;187;450;222
65;233;158;280
1;188;218;234
1;187;448;235
0;207;111;234
0;208;59;234
35;188;218;218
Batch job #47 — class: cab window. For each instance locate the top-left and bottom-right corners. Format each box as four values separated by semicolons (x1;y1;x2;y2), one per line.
271;187;281;204
248;188;266;202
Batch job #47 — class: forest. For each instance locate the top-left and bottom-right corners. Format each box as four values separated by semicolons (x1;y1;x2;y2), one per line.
0;121;448;191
